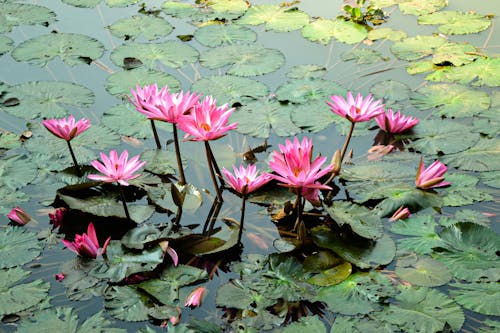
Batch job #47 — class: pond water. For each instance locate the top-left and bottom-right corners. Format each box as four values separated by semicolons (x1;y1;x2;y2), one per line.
0;0;499;332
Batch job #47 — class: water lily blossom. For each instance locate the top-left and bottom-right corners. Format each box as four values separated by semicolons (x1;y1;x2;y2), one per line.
42;115;91;141
327;92;384;123
55;273;65;282
62;222;110;259
88;150;146;186
375;109;419;133
415;158;451;190
389;206;411;221
49;207;66;229
184;286;206;307
222;164;272;196
7;206;32;225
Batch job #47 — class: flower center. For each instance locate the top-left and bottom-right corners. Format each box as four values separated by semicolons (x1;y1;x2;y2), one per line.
200;123;211;131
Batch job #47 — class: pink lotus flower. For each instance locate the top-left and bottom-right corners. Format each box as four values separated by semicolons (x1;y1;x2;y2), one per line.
49;207;66;229
375;109;419;133
327;92;384;123
7;206;32;225
88;150;146;186
62;222;111;259
222;164;272;196
42;115;91;141
184;286;206;307
55;273;65;282
415;158;451;190
389;206;411;221
177;96;238;141
269;137;333;202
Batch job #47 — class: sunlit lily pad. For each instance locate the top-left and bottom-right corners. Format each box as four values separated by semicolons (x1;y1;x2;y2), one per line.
432;42;478;66
276;78;346;104
0;227;43;268
396;256;451;287
191;75;269;106
367;27;407;41
449;282;500;316
398;0;447;16
0;3;56;33
418;11;491;35
307;261;352;286
0;154;38;190
426;57;500;87
231;100;300;138
194;24;256;47
390;214;443;254
0;130;21;150
237;4;309;32
108;15;173;40
324;201;383;240
302;18;367;45
391;35;447;61
411;83;490;118
0;35;13;56
104;286;149;321
105;68;181;98
110;41;199;69
442;173;492;206
341;48;386;64
200;44;284;76
12;32;104;66
370;80;411;103
287;65;326;79
208;0;249;13
2;81;94;120
442;138;500;171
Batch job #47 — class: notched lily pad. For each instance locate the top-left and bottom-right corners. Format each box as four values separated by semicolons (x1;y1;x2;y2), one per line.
341;48;386;65
108;15;173;41
391;35;447;61
426;57;500;87
276;78;346;104
0;227;43;268
194;24;257;47
302;18;367;45
418;11;491;35
442;138;500;171
0;35;14;56
324;201;383;240
0;3;56;33
396;256;451;287
237;4;309;32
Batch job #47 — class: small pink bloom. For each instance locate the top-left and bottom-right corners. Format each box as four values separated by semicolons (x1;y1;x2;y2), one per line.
389;206;411;221
268;137;333;202
55;273;65;282
327;92;384;123
49;207;66;228
184;286;206;307
7;206;32;225
375;109;419;133
415;158;451;190
222;164;272;196
62;222;111;259
177;95;238;141
42;115;91;141
160;241;179;267
88;150;146;186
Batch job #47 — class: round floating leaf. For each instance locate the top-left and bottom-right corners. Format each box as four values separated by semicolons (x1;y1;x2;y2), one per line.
0;3;56;33
396;256;451;287
3;81;94;120
12;33;104;66
324;201;383;240
237;4;309;32
406;119;480;154
398;0;447;16
480;170;500;188
104;286;149;321
367;27;407;41
291;101;336;132
0;227;43;268
0;154;38;190
106;0;140;7
315;271;396;315
194;24;256;47
275;78;346;104
208;0;249;13
379;287;464;332
61;0;101;7
0;131;21;150
200;44;284;76
418;11;491;35
449;282;499;316
302;18;367;45
106;68;180;98
426;57;500;87
110;41;199;69
161;1;202;19
341;48;386;65
370;80;411;103
0;35;13;56
59;258;102;301
442;209;492;227
432;42;478;66
141;149;178;176
231;100;300;138
282;316;326;333
390;214;443;255
411;83;490;118
331;315;399;333
191;75;269;106
0;188;29;215
442;173;492;206
391;35;447;61
442;138;500;171
0;268;49;316
108;15;173;41
307;262;352;287
287;65;326;79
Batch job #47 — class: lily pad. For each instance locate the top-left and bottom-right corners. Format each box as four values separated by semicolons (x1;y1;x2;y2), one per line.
0;3;56;33
341;48;386;65
110;41;199;69
449;282;500;316
398;0;447;16
0;130;21;150
0;188;29;215
200;44;285;76
282;316;326;333
2;81;94;120
426;57;500;87
275;78;346;104
442;138;500;171
194;24;256;47
307;262;352;287
432;42;478;66
480;170;500;188
290;101;337;133
59;258;102;301
0;35;13;56
302;18;367;45
442;173;492;206
418;11;491;35
108;15;173;41
367;27;407;41
0;227;43;268
12;33;104;66
396;256;451;287
391;35;447;61
61;0;102;7
141;149;178;176
287;65;326;79
390;214;443;255
441;209;492;227
104;286;150;322
0;154;38;190
370;80;411;103
324;201;383;240
330;315;398;333
237;4;309;32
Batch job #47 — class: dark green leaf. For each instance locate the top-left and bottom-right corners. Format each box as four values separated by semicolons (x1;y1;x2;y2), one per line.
104;286;149;321
324;201;383;240
0;227;43;268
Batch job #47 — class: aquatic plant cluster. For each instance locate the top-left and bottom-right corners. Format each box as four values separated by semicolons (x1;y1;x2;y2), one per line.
0;0;498;332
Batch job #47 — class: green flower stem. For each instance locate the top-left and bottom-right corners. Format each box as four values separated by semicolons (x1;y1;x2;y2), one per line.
66;140;81;177
173;124;186;185
293;190;303;231
237;194;247;244
207;142;224;187
205;141;223;202
118;184;132;223
340;121;355;163
150;120;162;149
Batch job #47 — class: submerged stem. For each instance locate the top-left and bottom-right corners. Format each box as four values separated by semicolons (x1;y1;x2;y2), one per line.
173;124;186;185
205;141;223;202
150;120;162;149
118;184;132;223
66;140;81;177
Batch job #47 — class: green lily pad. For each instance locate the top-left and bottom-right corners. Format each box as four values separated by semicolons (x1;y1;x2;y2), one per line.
391;35;447;61
147;182;203;213
442;137;500;171
282;315;326;333
398;0;447;16
0;130;21;150
302;18;367;45
200;44;284;76
324;201;383;240
330;314;398;333
2;81;94;120
390;214;443;255
442;173;492;206
287;64;326;79
432;42;478;66
190;75;269;106
0;227;43;268
418;11;491;35
341;159;416;184
0;188;29;215
396;256;451;287
378;286;464;332
141;149;178;176
0;154;38;190
121;224;171;250
276;78;346;104
237;4;309;32
411;83;490;118
0;267;50;316
194;24;256;47
59;258;102;301
449;282;500;316
105;67;181;98
341;48;386;64
370;80;411;103
480;170;500;188
104;286;150;321
426;57;500;87
0;35;13;56
231;100;300;138
208;0;249;14
307;261;352;286
110;41;199;69
12;33;104;66
290;101;337;133
315;271;396;315
367;27;407;41
108;15;173;41
0;3;56;33
406;60;435;75
61;0;102;7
